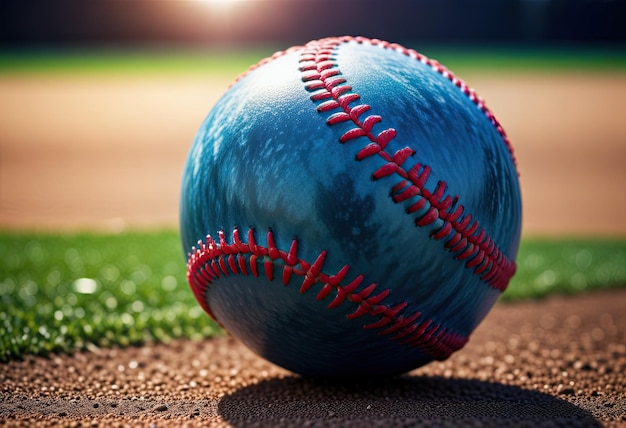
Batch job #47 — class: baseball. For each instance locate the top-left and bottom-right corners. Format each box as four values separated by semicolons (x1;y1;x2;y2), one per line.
180;36;522;377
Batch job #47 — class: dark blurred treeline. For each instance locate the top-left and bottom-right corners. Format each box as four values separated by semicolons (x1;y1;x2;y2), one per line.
1;0;625;48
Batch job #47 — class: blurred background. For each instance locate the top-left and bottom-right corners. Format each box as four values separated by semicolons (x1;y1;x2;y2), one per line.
2;0;626;48
1;0;625;235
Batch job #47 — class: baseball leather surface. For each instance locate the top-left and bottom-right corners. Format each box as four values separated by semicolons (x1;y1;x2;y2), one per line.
180;36;522;376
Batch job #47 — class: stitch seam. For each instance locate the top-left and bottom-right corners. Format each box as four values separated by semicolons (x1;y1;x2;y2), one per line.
187;227;468;360
298;36;516;292
232;37;516;167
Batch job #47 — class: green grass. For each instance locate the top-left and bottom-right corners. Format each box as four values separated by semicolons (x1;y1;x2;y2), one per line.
419;46;626;74
0;49;277;78
504;237;626;301
0;46;624;78
0;230;625;362
0;230;219;363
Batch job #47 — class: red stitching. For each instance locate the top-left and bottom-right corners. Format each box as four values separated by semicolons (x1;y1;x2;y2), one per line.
187;227;468;360
233;36;515;166
298;36;517;292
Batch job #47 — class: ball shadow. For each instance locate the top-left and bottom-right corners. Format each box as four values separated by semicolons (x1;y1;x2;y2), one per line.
218;375;600;427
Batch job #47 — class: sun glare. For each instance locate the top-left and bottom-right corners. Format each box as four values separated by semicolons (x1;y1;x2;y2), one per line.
203;0;241;5
199;0;251;12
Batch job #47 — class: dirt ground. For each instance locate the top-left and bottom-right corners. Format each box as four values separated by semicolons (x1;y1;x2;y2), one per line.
1;289;625;427
1;70;625;426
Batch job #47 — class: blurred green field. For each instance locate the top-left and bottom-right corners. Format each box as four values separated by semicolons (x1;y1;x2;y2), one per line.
1;230;624;362
0;49;266;78
1;46;625;77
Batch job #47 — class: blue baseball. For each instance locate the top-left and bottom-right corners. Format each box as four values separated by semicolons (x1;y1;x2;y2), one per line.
180;36;522;377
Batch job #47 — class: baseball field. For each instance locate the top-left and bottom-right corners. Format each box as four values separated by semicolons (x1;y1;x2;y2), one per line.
1;47;625;426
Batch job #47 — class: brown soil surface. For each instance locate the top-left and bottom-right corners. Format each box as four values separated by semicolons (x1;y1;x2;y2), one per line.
1;72;625;235
1;288;625;427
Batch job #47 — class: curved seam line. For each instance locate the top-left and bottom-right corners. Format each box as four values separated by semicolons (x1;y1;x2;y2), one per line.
299;36;517;292
187;227;468;360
